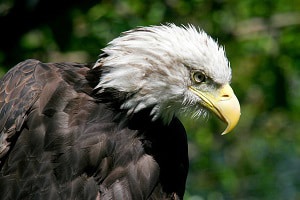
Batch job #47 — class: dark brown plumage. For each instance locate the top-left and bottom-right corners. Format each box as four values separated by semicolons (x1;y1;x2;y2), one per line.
0;59;188;199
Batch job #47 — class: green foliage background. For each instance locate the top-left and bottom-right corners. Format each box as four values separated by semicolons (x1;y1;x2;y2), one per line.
1;0;300;199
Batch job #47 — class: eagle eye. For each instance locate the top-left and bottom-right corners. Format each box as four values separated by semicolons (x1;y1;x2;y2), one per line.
192;71;206;84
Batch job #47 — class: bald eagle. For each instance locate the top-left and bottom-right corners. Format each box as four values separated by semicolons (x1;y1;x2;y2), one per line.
0;24;240;199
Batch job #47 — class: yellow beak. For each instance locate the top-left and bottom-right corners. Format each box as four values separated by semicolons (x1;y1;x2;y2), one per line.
189;84;241;135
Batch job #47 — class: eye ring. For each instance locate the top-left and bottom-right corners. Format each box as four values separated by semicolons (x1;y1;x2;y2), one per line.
192;71;206;83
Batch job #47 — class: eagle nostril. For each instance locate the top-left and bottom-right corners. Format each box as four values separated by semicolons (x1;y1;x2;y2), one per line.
220;94;230;100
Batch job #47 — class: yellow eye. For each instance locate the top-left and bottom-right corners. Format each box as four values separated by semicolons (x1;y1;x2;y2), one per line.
192;71;206;83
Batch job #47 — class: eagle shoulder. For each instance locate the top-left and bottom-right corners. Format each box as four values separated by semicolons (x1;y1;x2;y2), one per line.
0;59;92;165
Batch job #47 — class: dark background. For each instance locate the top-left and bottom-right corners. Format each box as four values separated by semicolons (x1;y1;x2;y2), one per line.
1;0;300;199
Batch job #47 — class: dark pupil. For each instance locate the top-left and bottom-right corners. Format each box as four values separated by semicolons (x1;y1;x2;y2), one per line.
195;73;205;83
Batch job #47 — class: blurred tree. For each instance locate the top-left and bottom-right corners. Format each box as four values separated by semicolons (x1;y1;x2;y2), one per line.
0;0;300;199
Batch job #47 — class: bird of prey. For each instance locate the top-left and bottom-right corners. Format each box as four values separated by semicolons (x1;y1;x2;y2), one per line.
0;24;240;199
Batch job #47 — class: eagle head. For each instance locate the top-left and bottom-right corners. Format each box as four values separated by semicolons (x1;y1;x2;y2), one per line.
94;24;240;134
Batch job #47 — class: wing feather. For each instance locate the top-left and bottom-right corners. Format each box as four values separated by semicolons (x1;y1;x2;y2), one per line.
0;59;43;160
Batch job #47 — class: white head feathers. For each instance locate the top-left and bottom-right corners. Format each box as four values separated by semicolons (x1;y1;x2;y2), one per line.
94;24;231;123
